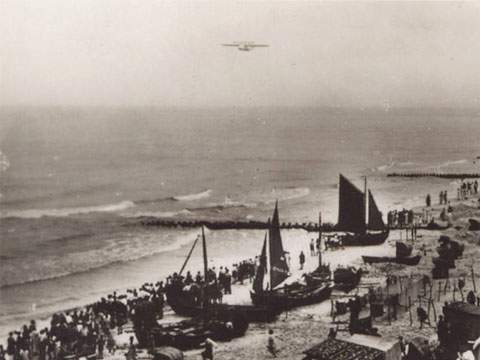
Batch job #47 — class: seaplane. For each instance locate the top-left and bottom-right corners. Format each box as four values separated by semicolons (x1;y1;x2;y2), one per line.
221;41;269;51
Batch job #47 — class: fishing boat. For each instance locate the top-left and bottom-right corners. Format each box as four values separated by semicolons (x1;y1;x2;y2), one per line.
164;228;281;323
303;249;362;292
134;227;250;349
149;315;248;351
332;267;363;292
396;241;413;258
335;174;389;246
361;241;420;265
250;202;332;310
362;254;422;266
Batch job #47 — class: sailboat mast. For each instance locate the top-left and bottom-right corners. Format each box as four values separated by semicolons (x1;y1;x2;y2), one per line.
201;226;208;283
267;218;271;290
364;176;368;228
318;211;322;239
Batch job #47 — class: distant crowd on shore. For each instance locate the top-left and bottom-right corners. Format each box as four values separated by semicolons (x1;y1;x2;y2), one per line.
0;255;260;360
166;258;257;305
457;179;478;200
388;181;480;230
2;291;135;360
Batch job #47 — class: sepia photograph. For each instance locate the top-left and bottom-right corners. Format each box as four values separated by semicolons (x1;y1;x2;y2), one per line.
1;1;480;359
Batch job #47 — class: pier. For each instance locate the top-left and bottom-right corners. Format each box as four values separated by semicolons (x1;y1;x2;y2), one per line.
133;217;445;232
133;217;336;232
387;172;480;179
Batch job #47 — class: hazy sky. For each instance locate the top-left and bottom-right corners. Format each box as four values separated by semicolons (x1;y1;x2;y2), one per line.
2;1;480;108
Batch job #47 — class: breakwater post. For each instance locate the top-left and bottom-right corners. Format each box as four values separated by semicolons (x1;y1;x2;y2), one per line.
132;217;339;232
387;172;480;179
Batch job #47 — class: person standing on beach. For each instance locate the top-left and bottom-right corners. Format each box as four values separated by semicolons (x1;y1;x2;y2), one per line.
6;333;15;360
299;251;305;270
267;330;278;358
309;240;315;256
439;191;444;205
201;338;217;360
426;194;431;207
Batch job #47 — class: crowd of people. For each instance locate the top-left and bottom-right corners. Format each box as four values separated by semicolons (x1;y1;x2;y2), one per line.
387;209;415;228
165;258;258;305
457;180;479;200
1;290;146;360
0;255;261;360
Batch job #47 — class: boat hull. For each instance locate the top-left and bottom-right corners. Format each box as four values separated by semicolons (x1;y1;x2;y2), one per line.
250;284;332;310
362;254;422;266
166;287;281;322
333;268;362;292
342;229;389;246
148;316;248;351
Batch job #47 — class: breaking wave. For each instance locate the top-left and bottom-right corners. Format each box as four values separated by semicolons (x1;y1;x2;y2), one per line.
130;209;193;218
264;187;310;203
0;150;10;172
172;189;212;201
0;230;198;288
436;159;469;168
1;200;135;219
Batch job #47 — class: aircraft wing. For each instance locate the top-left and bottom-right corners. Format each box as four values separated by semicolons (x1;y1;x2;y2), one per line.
221;44;239;47
251;44;269;47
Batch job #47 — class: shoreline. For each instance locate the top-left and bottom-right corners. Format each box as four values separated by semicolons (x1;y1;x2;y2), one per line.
2;178;479;357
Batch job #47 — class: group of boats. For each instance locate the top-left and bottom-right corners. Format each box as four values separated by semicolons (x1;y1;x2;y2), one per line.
140;174;409;350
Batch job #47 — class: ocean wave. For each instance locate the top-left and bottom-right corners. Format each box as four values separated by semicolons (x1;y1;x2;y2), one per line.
264;187;310;203
130;209;193;218
172;189;212;201
1;200;135;219
0;150;10;172
375;162;395;172
436;159;469;168
0;230;198;288
203;197;257;210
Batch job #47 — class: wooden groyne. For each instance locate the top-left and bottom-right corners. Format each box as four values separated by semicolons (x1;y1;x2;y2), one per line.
132;217;446;232
387;172;480;179
134;217;336;232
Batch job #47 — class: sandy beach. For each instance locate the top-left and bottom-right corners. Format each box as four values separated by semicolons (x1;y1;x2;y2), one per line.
174;191;480;360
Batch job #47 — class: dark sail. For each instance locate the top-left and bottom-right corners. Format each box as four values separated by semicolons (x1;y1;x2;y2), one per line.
253;234;267;293
269;202;290;289
368;190;385;230
337;174;366;233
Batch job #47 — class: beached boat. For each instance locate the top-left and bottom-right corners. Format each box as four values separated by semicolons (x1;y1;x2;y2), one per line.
362;254;422;266
149;316;248;351
165;228;281;322
361;241;420;265
334;175;389;246
333;267;363;292
134;227;250;349
250;203;332;310
304;262;362;292
396;241;413;258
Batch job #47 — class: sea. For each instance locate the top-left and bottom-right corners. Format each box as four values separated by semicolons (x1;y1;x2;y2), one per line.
1;106;479;340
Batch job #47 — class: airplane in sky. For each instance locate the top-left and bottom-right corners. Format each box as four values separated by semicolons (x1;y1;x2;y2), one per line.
221;41;269;51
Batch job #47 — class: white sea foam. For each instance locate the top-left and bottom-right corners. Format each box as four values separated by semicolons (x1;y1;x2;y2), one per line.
0;229;199;288
0;150;10;172
265;187;310;203
437;159;469;168
173;189;212;201
1;200;135;219
376;162;395;172
131;209;192;218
